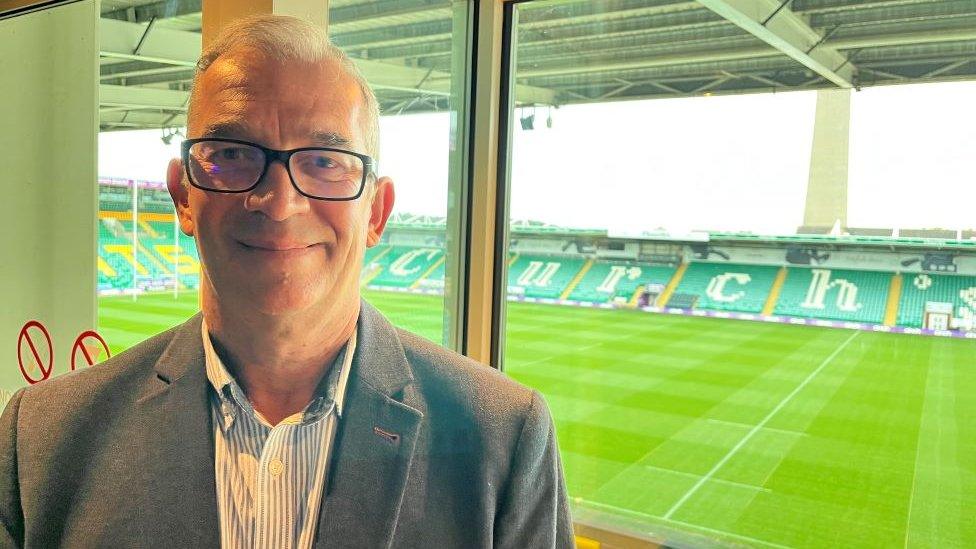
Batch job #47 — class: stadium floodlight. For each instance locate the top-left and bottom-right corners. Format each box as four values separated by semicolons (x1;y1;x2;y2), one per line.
519;104;537;130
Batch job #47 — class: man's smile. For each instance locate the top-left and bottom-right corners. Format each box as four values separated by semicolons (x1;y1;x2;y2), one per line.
237;238;324;257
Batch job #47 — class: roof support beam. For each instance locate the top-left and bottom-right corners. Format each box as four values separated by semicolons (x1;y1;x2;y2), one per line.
100;84;190;111
99;19;556;105
102;0;201;23
695;0;855;87
329;0;447;27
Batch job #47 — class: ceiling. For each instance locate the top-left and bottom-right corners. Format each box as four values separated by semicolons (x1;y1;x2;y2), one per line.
96;0;976;131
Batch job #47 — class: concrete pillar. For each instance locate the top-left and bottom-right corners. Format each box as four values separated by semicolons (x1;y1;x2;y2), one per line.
802;88;851;232
0;1;98;401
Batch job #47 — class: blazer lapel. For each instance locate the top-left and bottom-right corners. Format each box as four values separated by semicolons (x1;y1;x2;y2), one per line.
315;302;424;549
136;313;220;547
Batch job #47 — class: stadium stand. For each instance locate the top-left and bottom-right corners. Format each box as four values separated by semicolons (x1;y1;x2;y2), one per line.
568;261;676;304
97;210;201;290
508;254;585;300
364;244;391;265
364;245;444;289
415;258;446;292
96;183;976;334
897;272;976;328
774;267;891;323
670;262;779;313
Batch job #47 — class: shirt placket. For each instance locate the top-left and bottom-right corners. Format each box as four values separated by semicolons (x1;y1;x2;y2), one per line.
254;423;293;549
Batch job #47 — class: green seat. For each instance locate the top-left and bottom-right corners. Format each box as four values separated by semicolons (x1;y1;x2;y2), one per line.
774;267;890;323
897;272;976;328
507;254;586;300
672;263;779;313
568;261;675;304
366;245;444;288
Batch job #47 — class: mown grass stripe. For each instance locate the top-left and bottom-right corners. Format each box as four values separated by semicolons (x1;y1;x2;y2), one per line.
663;330;861;520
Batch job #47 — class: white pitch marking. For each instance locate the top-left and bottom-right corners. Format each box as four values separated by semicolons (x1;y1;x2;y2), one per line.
705;418;808;438
643;464;771;493
580;499;793;549
903;360;937;549
663;330;861;520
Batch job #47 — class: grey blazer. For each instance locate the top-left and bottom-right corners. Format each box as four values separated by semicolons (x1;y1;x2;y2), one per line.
0;301;574;548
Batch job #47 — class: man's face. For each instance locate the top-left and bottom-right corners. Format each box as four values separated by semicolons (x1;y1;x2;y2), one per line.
168;50;393;317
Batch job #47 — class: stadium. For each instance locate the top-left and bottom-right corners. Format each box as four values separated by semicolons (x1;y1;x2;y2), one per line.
6;0;976;547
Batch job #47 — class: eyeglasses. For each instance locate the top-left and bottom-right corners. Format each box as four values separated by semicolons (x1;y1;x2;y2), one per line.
181;138;375;201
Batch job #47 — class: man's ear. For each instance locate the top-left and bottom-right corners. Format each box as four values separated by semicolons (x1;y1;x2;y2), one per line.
366;176;395;247
166;158;195;237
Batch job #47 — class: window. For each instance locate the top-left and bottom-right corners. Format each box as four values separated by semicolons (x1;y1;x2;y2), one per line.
97;5;202;355
96;1;474;353
498;1;976;547
330;0;472;347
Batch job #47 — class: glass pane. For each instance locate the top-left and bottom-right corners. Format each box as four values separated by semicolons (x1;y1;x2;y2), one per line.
502;1;976;547
331;0;470;347
97;4;201;356
2;1;99;398
97;2;471;353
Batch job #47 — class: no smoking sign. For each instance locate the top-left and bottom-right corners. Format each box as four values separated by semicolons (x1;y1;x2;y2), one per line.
17;320;53;384
71;331;111;371
15;321;111;385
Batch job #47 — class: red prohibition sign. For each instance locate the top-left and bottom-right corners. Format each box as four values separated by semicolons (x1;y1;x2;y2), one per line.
71;330;111;370
17;320;53;384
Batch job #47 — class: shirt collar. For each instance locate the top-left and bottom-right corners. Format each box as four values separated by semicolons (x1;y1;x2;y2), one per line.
201;318;358;431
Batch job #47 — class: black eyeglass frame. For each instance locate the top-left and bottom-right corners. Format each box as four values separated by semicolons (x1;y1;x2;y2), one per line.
181;137;377;201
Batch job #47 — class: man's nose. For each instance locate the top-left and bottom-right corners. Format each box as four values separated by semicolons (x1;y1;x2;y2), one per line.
243;161;311;221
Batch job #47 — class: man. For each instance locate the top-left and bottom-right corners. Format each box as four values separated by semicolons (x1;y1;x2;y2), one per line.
0;15;573;549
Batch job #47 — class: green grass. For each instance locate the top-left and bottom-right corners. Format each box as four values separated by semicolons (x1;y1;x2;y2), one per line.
98;291;976;548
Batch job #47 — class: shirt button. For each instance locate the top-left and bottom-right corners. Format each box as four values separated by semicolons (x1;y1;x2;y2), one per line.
269;458;284;477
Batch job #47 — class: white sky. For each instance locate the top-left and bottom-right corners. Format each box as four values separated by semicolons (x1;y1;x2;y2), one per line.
99;80;976;235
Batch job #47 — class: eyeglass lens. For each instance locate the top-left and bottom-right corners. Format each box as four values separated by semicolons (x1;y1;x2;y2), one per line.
186;140;365;199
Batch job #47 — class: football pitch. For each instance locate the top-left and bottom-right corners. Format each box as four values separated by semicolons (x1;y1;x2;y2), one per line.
98;291;976;548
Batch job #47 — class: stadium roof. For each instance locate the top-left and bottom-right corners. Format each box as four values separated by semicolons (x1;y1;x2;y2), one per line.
98;0;976;131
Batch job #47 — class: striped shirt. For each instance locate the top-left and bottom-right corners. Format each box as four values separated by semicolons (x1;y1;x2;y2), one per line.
202;320;356;549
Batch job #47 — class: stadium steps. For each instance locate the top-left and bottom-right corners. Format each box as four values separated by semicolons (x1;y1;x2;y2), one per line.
656;262;687;307
762;266;788;316
98;256;116;277
884;273;903;326
559;259;594;300
153;244;200;274
135;212;172;223
410;256;446;290
136;242;172;275
629;286;644;306
360;247;393;287
100;210;131;221
139;220;161;239
103;244;149;275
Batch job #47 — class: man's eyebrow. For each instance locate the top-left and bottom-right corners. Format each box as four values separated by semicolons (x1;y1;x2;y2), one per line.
310;130;350;148
199;123;351;149
201;120;251;139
